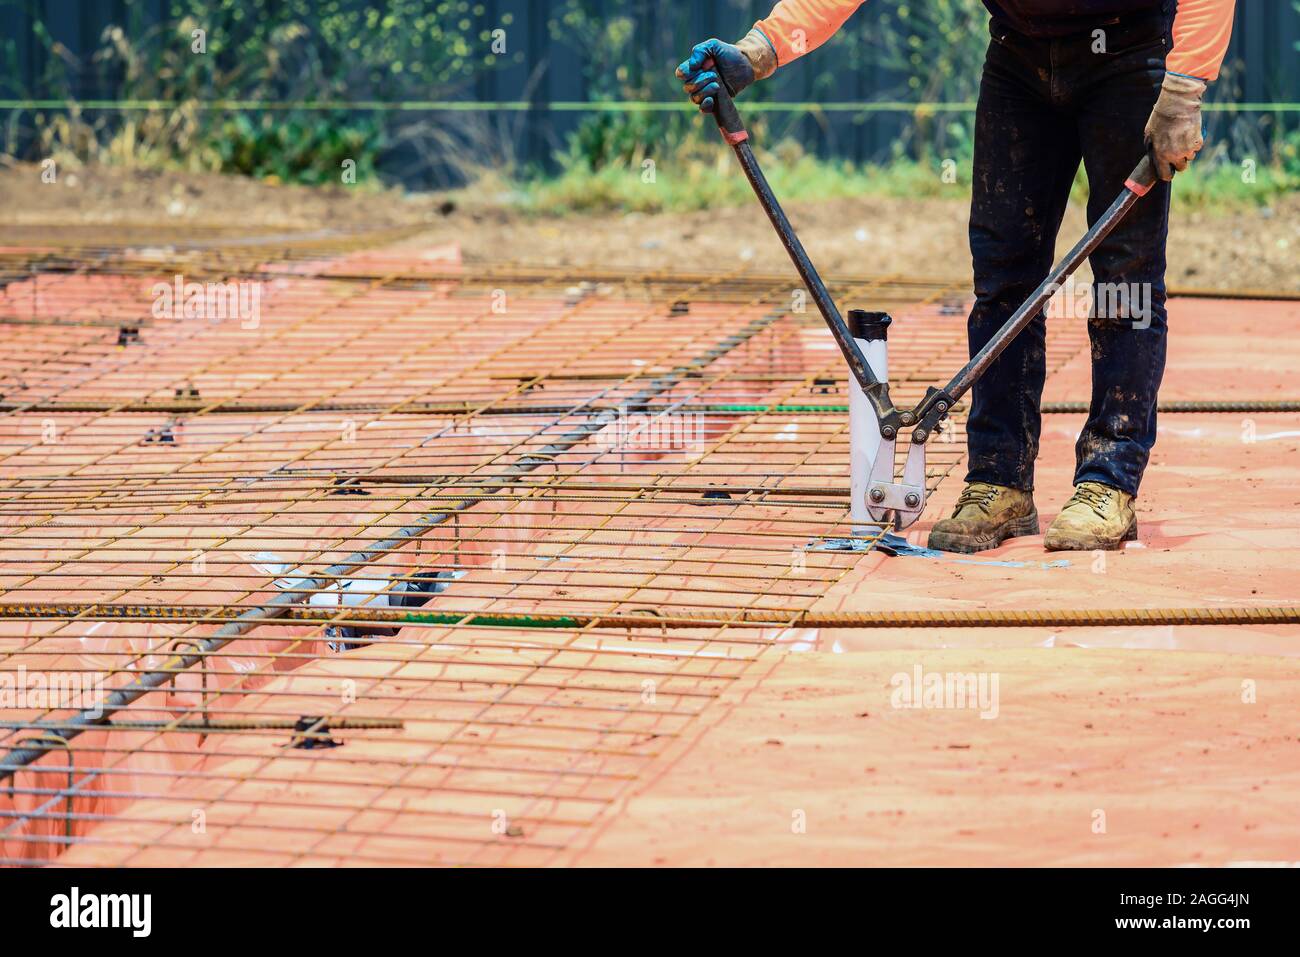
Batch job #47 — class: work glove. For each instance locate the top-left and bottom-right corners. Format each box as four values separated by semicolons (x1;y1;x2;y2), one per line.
1143;72;1207;181
675;30;775;114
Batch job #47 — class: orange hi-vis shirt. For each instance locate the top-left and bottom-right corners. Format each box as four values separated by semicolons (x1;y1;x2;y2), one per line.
753;0;1236;81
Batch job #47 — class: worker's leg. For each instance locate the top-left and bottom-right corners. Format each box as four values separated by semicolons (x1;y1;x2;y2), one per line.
964;22;1081;492
1072;17;1173;496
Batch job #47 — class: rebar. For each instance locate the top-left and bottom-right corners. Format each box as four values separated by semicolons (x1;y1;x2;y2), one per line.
10;227;1249;867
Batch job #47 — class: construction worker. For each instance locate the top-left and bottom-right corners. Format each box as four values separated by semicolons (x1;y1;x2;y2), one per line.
677;0;1236;552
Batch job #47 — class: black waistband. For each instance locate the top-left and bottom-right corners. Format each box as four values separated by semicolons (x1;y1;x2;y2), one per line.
993;6;1170;44
987;3;1169;42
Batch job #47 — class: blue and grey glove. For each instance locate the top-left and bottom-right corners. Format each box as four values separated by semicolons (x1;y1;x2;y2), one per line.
675;30;776;114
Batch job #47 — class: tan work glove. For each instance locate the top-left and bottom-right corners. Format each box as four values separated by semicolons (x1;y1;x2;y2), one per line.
1143;73;1207;181
735;28;778;81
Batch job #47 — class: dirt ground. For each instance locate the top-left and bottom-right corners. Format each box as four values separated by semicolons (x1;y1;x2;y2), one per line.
2;161;1295;292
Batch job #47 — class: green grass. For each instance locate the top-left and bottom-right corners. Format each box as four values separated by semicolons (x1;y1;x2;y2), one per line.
512;144;973;216
1161;159;1299;208
506;139;1298;216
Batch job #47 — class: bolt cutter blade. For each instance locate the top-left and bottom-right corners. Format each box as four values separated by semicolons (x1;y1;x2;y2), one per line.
866;439;927;530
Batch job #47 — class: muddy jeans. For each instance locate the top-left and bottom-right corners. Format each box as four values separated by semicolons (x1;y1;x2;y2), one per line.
964;11;1172;497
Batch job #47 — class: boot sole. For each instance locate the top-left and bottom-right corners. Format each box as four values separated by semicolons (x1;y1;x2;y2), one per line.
1044;520;1138;552
926;511;1040;555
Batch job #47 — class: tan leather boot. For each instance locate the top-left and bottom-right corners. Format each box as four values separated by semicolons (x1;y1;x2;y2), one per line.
1044;481;1137;551
926;481;1038;554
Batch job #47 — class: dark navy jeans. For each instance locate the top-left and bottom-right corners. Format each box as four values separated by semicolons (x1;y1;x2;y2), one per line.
964;11;1172;497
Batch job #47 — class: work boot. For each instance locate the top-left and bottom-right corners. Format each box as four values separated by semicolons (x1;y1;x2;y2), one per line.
926;481;1038;554
1044;481;1137;551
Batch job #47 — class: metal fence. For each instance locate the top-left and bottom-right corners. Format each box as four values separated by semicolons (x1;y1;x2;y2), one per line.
1;0;1296;182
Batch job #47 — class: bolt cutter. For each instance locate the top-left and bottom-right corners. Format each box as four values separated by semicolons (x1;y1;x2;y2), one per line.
705;85;1160;530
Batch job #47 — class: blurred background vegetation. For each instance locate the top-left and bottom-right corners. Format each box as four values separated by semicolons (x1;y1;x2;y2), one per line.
2;0;523;183
1;0;1297;209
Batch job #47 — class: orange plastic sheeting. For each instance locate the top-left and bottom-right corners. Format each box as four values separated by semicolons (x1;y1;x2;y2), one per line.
5;225;1293;869
570;647;1300;867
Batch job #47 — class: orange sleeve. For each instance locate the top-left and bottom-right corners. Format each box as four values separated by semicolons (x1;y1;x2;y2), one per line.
1166;0;1236;81
754;0;867;67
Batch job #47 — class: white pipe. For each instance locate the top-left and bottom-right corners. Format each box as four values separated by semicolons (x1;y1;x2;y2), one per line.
849;313;890;536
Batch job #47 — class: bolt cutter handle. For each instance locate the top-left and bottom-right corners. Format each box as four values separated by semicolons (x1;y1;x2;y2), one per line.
708;84;896;421
940;153;1161;407
710;78;749;146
